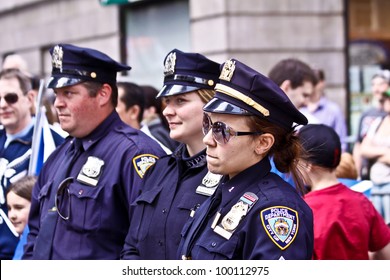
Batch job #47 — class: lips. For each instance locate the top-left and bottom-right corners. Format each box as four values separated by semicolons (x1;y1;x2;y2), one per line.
168;122;180;129
206;154;217;160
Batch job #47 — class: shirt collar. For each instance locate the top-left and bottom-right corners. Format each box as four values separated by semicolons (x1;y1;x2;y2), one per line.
76;110;120;151
172;144;207;169
219;157;271;205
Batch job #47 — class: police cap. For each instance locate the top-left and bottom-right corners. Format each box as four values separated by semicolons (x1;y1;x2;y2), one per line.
203;59;308;130
47;44;131;89
156;49;220;98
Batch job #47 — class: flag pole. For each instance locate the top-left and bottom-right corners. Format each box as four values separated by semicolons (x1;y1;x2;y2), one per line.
28;79;45;175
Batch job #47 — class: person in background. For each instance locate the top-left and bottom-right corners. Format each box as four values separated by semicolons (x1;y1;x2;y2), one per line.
6;175;36;260
116;81;172;154
268;58;318;115
23;43;165;260
141;85;180;153
121;49;221;259
2;54;29;77
298;124;390;259
300;69;348;151
178;59;313;260
267;58;318;185
0;69;64;260
116;81;145;129
353;69;389;179
360;89;390;224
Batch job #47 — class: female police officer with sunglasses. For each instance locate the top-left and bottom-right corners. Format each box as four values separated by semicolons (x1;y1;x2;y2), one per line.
178;59;314;260
121;49;222;259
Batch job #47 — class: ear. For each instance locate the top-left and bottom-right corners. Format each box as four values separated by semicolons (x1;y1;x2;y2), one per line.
97;84;112;106
279;80;291;92
26;90;36;104
254;133;275;156
128;105;141;120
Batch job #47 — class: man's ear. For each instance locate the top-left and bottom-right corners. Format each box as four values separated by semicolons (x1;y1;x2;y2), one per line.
254;133;275;156
26;90;37;104
279;80;291;92
128;105;141;121
98;84;112;106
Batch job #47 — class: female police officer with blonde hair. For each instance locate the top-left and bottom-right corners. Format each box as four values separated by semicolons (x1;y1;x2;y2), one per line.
178;59;314;260
121;49;221;259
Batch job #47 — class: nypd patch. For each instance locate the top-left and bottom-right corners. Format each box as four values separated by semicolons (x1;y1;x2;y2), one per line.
260;206;299;250
132;154;159;178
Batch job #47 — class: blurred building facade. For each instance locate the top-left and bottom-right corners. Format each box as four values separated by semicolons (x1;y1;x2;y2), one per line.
1;0;389;141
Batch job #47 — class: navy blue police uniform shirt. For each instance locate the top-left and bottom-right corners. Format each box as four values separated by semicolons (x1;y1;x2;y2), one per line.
121;143;220;260
0;124;64;260
178;157;314;260
23;111;165;259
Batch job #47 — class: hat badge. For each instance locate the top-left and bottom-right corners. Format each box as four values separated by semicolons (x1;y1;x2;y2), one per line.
164;52;176;76
219;59;236;82
52;45;64;70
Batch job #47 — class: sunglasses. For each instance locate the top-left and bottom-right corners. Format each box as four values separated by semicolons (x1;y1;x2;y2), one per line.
0;93;19;104
202;113;263;144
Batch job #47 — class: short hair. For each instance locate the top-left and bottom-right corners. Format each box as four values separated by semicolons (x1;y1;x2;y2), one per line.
82;81;118;107
141;85;161;113
268;58;318;89
0;68;32;94
117;82;145;124
6;175;37;202
313;68;325;82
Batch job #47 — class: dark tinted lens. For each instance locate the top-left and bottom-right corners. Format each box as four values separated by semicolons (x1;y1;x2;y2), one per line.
202;113;211;136
213;121;230;144
3;93;19;104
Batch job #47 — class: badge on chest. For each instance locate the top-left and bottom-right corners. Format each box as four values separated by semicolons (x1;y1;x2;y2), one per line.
77;156;104;186
213;192;258;240
196;171;223;196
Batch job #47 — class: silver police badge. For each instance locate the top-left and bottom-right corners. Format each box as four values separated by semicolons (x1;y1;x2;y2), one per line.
164;51;176;76
214;192;258;240
52;45;64;70
77;156;104;186
196;171;222;196
219;59;236;81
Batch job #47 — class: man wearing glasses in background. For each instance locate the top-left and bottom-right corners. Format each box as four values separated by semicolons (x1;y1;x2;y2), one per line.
0;69;64;259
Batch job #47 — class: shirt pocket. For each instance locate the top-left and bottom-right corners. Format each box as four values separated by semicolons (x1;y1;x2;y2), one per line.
176;192;205;213
65;181;105;231
194;232;239;260
131;184;164;241
37;180;54;224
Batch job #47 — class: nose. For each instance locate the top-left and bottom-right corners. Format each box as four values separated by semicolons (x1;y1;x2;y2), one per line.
53;95;63;109
162;103;175;117
8;208;16;220
203;128;215;146
0;96;9;108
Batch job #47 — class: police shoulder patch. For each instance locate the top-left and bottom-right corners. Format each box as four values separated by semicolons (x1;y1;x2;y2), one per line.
132;154;159;178
260;206;299;250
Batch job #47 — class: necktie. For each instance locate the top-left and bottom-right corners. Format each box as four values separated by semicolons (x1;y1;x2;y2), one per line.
32;139;83;259
180;186;222;259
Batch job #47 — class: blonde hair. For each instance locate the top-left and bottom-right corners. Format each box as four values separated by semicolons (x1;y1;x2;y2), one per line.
336;152;358;179
197;88;215;103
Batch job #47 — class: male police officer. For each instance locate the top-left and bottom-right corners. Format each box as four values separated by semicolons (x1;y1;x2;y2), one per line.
23;44;165;259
